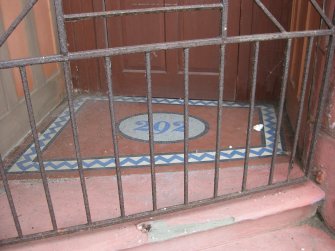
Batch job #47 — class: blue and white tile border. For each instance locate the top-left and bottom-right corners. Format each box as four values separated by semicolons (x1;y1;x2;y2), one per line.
7;96;284;173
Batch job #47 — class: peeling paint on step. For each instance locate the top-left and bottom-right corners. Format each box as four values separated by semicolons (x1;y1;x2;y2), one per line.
145;217;235;242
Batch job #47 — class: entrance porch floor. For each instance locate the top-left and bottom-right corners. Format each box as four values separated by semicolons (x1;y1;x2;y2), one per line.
5;95;288;176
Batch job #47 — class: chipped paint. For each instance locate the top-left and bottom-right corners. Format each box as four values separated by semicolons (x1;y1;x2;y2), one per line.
146;217;235;242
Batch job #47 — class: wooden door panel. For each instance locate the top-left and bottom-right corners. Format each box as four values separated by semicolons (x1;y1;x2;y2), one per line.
117;0;167;73
63;0;104;92
285;0;326;161
64;0;240;100
286;0;322;128
177;7;223;100
289;0;311;99
106;0;170;97
236;0;292;101
178;22;221;76
176;2;221;74
176;0;241;100
64;0;294;101
109;0;240;100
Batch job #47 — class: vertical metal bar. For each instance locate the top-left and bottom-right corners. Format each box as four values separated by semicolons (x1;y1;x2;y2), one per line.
213;45;226;198
214;0;228;198
53;0;92;224
305;35;335;177
287;37;314;180
102;0;110;49
19;66;57;230
0;155;23;237
53;0;69;55
183;48;190;205
145;51;157;211
221;0;229;37
268;39;292;185
62;62;92;224
242;41;260;191
104;57;125;217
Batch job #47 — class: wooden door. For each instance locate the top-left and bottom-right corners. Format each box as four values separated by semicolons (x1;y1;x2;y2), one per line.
237;0;293;101
63;0;240;100
103;0;241;100
63;0;292;101
287;0;321;123
286;0;324;135
285;0;335;162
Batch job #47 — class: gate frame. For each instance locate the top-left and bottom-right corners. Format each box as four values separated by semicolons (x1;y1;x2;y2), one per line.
0;0;334;246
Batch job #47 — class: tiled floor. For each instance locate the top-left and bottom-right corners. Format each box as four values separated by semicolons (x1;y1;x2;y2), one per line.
6;96;286;175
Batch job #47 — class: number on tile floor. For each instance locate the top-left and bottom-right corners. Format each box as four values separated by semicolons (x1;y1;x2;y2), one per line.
134;120;184;134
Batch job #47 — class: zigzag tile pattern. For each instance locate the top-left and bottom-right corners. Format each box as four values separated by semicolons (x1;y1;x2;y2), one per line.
7;96;284;173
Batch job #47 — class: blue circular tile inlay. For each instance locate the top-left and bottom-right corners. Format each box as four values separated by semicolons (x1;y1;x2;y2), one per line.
118;112;208;143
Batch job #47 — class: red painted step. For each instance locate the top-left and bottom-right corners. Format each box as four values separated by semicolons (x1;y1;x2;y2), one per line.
2;179;325;250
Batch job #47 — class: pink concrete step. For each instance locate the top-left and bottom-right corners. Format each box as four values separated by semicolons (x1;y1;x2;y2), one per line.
2;180;325;251
187;222;335;251
1;163;303;240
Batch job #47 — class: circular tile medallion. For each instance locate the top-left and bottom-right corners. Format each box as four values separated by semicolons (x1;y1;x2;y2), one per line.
118;112;208;143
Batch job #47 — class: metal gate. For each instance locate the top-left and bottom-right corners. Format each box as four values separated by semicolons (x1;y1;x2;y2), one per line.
0;0;334;246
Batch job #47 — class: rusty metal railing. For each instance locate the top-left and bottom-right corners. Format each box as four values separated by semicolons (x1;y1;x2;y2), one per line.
0;0;334;246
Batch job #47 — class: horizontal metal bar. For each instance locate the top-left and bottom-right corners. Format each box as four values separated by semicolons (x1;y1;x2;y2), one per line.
0;0;38;47
309;0;334;29
0;29;333;70
64;4;223;21
254;0;286;32
0;177;307;246
66;30;335;60
224;29;333;43
0;54;64;69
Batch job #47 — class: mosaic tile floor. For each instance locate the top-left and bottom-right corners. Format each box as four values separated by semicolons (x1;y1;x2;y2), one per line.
7;96;284;173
